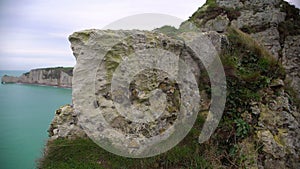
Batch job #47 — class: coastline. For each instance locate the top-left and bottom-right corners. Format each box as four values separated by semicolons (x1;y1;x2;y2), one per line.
1;82;72;89
1;67;73;88
0;73;72;169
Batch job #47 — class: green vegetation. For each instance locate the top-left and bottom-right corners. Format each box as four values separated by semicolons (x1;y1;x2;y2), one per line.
234;118;250;138
201;27;286;142
69;30;94;43
39;1;300;167
104;42;134;81
39;113;217;169
33;67;73;76
188;0;240;27
39;26;291;168
34;66;73;71
200;27;286;166
219;26;284;130
23;67;73;78
154;25;179;38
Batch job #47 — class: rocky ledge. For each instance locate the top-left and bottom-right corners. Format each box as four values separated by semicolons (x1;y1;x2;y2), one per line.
1;67;73;88
188;0;300;99
45;27;299;168
41;0;300;168
48;81;300;168
48;104;86;140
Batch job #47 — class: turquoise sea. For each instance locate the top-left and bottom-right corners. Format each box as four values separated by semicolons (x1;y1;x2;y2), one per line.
0;70;72;169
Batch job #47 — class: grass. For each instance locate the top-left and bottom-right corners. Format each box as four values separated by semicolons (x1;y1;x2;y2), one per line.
187;0;240;28
154;25;180;38
39;4;300;166
220;27;285;117
203;26;288;166
188;0;222;27
39;26;289;168
40;25;295;168
30;67;74;76
38;113;217;169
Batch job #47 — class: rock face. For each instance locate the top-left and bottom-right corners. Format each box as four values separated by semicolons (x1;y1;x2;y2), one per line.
48;105;86;139
68;29;226;157
282;35;300;95
1;75;19;83
47;26;300;166
189;0;300;98
43;0;300;167
1;67;73;88
251;84;300;169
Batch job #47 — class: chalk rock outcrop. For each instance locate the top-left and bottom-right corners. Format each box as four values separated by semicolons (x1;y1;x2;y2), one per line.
189;0;300;98
282;35;300;96
48;105;86;139
42;0;300;167
68;29;226;156
1;67;73;88
253;84;300;169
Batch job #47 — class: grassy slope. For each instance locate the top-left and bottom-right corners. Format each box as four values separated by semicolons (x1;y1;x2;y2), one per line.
39;114;212;169
39;0;300;168
187;0;241;28
39;26;287;168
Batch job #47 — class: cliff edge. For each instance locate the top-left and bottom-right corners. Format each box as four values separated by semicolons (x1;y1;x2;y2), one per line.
187;0;300;99
39;0;300;168
1;67;73;88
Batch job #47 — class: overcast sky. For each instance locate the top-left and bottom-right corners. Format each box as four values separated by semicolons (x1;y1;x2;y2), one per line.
0;0;299;70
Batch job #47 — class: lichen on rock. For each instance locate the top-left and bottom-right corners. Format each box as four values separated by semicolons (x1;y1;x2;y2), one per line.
68;27;226;157
48;105;86;140
253;85;300;168
41;0;300;168
189;0;300;100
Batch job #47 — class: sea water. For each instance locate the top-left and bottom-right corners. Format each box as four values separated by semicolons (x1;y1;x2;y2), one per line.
0;70;72;169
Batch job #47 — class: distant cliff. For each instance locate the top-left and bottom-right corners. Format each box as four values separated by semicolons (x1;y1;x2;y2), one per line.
1;67;73;88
